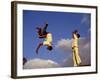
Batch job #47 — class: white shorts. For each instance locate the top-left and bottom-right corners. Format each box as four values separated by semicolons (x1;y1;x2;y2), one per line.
43;41;52;46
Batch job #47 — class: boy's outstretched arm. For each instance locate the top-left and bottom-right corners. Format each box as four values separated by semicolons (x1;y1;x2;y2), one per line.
36;43;43;54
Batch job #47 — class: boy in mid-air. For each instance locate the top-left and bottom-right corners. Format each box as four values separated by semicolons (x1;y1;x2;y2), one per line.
36;22;53;54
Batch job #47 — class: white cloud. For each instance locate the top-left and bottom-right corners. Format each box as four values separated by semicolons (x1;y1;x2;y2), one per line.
55;39;72;52
62;55;73;67
24;37;91;69
79;40;91;65
81;14;90;26
23;58;60;69
80;14;91;33
55;37;91;67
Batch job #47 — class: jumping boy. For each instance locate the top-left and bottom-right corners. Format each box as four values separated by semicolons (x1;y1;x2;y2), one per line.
36;22;53;54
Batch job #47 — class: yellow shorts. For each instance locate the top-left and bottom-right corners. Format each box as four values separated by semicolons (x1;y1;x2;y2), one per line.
43;41;52;46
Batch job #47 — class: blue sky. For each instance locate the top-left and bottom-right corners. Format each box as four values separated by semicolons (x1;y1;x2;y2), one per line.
23;10;91;65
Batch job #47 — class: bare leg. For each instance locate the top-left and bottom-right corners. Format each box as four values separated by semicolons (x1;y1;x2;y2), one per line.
36;43;43;54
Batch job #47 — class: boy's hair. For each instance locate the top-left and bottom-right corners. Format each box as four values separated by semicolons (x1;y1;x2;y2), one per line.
47;46;53;51
73;30;78;33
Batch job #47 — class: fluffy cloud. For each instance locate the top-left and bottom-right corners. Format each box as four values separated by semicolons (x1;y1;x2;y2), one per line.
24;37;91;68
23;58;61;69
81;14;90;26
55;37;91;67
55;39;72;52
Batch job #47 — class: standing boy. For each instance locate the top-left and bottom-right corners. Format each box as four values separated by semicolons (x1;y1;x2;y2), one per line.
72;30;81;67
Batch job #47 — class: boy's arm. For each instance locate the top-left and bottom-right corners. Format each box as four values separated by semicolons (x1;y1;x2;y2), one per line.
38;34;46;38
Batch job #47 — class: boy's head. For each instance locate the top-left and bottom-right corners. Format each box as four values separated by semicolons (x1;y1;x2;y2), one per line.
72;30;80;38
47;46;53;51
